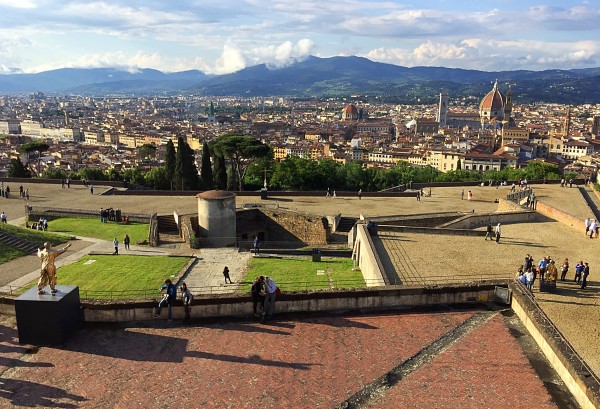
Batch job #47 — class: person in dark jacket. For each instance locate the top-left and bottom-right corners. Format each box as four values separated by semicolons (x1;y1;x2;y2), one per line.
155;279;177;323
250;276;266;316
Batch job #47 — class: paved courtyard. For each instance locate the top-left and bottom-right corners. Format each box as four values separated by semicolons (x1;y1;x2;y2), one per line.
0;181;597;407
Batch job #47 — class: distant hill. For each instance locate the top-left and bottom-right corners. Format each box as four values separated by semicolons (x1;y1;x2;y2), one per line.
1;56;600;103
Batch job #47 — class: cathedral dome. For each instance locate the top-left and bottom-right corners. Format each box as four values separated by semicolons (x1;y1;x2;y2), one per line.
479;80;506;123
341;104;359;121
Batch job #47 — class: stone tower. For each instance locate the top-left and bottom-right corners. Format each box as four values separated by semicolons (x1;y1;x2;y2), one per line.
436;92;448;128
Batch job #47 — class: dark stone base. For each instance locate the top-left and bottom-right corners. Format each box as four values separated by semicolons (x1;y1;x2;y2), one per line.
15;285;84;346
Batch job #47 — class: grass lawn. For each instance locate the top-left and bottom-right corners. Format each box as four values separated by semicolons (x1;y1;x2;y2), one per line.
47;217;149;243
23;255;190;299
0;242;28;264
243;256;364;291
0;223;69;246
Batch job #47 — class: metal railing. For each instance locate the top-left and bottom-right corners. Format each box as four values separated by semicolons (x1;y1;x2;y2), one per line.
0;274;511;300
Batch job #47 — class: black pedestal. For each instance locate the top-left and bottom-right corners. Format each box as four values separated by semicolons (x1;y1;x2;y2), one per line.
15;285;84;346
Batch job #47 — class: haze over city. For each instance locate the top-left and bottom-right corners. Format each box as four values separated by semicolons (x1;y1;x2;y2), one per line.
0;0;599;75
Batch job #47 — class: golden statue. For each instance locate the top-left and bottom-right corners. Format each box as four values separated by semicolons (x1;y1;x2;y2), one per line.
37;242;72;295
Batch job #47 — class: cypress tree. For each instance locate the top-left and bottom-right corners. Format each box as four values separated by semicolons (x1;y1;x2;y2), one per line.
174;137;185;190
213;154;227;190
165;139;176;189
200;142;213;189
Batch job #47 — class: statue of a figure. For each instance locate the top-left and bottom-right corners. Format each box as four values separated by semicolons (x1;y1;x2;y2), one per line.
37;242;72;295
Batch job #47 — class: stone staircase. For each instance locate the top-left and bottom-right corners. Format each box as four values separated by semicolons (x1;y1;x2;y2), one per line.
0;231;41;254
336;217;358;233
157;215;185;246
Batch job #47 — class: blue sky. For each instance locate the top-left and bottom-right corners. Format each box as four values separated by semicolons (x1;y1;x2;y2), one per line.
0;0;598;74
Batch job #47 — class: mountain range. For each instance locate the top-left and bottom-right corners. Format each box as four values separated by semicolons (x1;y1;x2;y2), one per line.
1;56;600;104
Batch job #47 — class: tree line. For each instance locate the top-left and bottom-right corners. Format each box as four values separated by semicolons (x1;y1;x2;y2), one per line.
8;135;569;192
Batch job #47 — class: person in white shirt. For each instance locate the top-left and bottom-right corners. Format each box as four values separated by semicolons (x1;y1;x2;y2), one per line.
590;220;597;239
264;276;277;318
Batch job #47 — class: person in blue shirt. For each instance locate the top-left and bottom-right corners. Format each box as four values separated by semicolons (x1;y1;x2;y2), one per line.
155;279;177;323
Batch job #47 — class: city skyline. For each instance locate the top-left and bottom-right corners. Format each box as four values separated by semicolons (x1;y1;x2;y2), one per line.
0;1;598;75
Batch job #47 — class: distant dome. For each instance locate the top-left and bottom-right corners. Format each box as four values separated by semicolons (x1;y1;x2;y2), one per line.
341;104;359;121
479;80;506;123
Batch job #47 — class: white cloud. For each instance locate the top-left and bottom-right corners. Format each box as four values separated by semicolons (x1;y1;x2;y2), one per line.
21;51;165;73
0;0;37;9
365;39;600;71
208;39;315;74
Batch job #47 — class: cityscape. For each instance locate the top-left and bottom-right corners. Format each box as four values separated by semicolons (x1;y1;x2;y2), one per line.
1;79;600;187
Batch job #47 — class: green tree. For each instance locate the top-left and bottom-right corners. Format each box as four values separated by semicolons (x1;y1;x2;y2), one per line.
41;167;67;180
19;142;50;175
165;139;176;189
174;137;200;190
77;167;106;181
106;168;123;181
213;154;227;190
138;144;157;162
124;168;145;186
8;157;31;178
211;135;271;191
200;142;213;190
144;167;171;190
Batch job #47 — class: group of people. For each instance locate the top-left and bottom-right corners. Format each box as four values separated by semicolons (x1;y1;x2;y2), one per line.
250;275;278;320
112;234;130;254
484;223;502;243
0;184;10;198
26;217;48;231
60;179;71;188
18;185;29;200
518;254;590;291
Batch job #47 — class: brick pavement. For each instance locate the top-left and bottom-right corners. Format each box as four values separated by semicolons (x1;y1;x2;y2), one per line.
0;309;574;408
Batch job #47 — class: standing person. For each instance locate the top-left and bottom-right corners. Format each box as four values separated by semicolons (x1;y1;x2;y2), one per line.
538;256;549;279
581;262;590;289
484;224;493;241
37;242;72;295
112;238;119;255
123;234;130;250
0;212;6;223
560;258;569;281
326;187;331;198
574;261;584;284
223;266;233;284
19;185;23;197
180;282;193;323
524;254;533;271
467;190;472;201
90;184;94;194
251;276;266;316
524;268;535;291
66;178;70;188
495;223;501;243
585;217;591;235
61;179;65;188
358;189;362;200
263;276;277;320
461;189;464;200
253;236;260;255
590;220;598;239
155;279;177;323
25;189;29;200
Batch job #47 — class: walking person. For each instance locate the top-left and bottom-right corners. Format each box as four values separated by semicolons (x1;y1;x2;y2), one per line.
123;234;130;250
495;223;501;243
484;224;493;241
180;282;193;323
358;189;362;200
467;190;472;201
90;184;94;194
155;279;177;323
1;212;6;223
560;258;569;281
112;238;119;255
585;217;591;235
223;266;233;284
581;263;590;289
460;189;464;200
590;220;597;239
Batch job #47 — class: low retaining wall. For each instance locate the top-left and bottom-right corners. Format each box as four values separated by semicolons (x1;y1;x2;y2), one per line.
535;201;582;231
510;282;600;409
439;209;536;230
377;224;484;237
0;282;502;322
353;224;387;286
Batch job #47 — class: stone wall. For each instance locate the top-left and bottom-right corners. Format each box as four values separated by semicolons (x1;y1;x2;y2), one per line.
510;282;600;409
236;208;329;246
353;224;387;286
496;198;525;212
535;201;582;231
439;209;536;229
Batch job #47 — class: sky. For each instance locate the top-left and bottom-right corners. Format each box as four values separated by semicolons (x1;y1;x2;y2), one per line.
0;0;599;75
